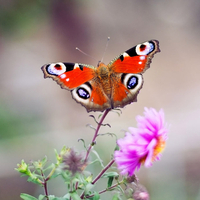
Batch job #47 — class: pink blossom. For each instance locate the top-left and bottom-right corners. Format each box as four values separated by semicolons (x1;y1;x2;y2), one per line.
114;108;168;176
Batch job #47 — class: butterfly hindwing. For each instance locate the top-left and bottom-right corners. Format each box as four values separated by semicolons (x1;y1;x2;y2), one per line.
110;73;143;109
71;80;111;112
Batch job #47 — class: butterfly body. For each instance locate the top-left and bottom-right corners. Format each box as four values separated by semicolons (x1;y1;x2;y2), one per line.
42;40;160;112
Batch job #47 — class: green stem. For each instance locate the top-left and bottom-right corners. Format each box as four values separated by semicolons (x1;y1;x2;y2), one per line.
45;164;58;182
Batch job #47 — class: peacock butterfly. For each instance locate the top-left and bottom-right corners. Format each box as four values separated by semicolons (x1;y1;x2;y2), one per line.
41;40;160;112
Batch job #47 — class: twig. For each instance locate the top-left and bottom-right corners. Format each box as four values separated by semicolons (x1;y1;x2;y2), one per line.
92;159;115;184
84;109;111;162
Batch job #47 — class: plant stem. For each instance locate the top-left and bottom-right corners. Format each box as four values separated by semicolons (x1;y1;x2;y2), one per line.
40;169;49;200
80;109;111;199
92;159;115;184
85;181;124;199
45;164;57;182
84;109;111;162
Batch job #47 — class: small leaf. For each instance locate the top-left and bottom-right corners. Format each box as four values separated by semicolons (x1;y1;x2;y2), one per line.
107;176;114;188
63;193;70;199
112;193;122;200
92;192;100;200
111;109;122;116
102;172;119;178
86;124;96;131
85;174;93;183
38;195;45;200
85;183;94;194
69;191;82;200
114;144;120;151
49;196;68;200
20;193;37;200
98;132;117;140
91;150;104;168
78;138;87;150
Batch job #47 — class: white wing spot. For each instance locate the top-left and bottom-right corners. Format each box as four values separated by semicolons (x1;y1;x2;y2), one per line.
123;52;129;57
74;63;79;69
66;78;70;82
140;56;145;60
60;74;66;79
139;61;142;65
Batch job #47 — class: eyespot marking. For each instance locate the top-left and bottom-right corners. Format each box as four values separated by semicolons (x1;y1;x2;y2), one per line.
127;76;138;89
136;42;155;56
46;63;66;76
77;88;90;99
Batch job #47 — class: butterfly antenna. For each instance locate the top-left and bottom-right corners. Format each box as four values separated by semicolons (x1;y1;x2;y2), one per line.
100;37;110;63
75;47;97;61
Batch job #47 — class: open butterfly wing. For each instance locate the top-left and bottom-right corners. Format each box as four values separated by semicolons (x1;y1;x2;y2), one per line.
108;40;160;74
42;62;111;112
41;63;95;90
108;40;160;109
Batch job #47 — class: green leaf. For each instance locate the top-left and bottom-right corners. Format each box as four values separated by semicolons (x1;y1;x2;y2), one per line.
20;193;38;200
27;176;43;186
92;192;100;200
63;193;70;199
98;132;117;139
102;172;119;178
85;183;94;193
38;195;45;200
69;192;82;200
107;176;114;188
114;144;120;151
111;109;122;116
112;193;122;200
49;196;69;200
85;174;93;183
91;150;104;168
78;138;87;150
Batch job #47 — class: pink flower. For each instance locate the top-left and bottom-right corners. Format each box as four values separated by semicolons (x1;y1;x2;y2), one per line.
114;108;168;176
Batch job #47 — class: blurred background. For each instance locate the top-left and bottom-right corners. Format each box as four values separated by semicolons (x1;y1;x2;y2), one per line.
0;0;200;199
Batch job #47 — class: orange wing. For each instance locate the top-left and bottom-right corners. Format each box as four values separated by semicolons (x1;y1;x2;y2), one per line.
108;40;160;109
41;62;95;90
108;40;160;74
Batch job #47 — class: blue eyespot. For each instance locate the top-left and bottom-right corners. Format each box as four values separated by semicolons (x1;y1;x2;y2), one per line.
127;76;138;89
77;88;90;99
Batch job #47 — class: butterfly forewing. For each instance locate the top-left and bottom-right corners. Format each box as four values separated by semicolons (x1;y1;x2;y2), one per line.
108;40;160;74
41;63;95;90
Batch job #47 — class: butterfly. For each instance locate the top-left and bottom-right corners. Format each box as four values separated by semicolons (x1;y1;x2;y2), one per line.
41;40;160;112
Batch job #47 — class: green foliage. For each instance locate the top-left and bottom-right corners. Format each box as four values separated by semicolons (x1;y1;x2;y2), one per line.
16;144;127;200
0;0;50;36
16;110;139;200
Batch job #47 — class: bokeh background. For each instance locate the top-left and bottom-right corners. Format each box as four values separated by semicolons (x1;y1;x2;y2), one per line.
0;0;200;199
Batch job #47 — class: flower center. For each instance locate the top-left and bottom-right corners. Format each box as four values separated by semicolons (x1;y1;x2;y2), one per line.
152;136;166;161
139;136;166;165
